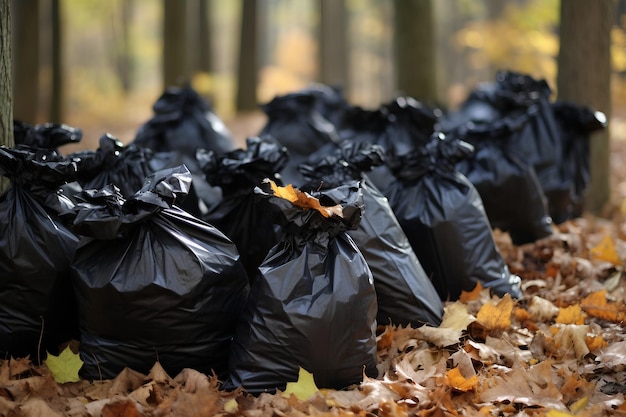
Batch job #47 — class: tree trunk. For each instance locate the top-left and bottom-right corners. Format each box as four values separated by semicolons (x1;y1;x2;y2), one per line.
319;0;348;89
197;0;212;74
557;0;613;215
393;0;437;104
50;0;63;123
163;0;189;88
113;0;133;93
236;0;258;112
1;0;13;192
11;0;39;124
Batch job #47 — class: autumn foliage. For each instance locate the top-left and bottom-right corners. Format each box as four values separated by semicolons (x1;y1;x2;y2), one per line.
1;216;626;416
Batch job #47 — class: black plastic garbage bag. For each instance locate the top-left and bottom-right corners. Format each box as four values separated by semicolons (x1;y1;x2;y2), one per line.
13;120;82;152
68;165;249;380
197;135;289;281
300;83;350;130
0;146;80;361
452;117;553;245
69;133;153;199
384;135;522;301
550;101;607;223
298;142;443;327
260;90;341;186
132;84;234;212
226;180;378;394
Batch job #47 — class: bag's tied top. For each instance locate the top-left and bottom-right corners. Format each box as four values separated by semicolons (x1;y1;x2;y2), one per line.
0;145;76;191
14;120;82;149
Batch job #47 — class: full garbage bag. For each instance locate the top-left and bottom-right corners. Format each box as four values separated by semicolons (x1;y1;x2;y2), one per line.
259;90;341;186
298;142;443;327
132;84;235;212
452;116;553;245
0;146;79;361
197;135;289;281
68;165;249;380
384;135;522;301
225;180;378;394
550;100;607;223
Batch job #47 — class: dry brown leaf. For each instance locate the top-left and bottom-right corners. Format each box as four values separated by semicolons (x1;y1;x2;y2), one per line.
459;282;484;303
590;234;621;265
102;398;144;417
416;302;475;347
528;296;560;322
581;290;626;322
10;397;65;417
550;324;591;359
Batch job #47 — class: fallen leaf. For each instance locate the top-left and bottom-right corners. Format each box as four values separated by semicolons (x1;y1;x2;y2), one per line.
283;367;319;400
551;324;590;359
459;281;484;303
445;367;478;392
527;296;560;322
416;301;476;347
268;179;343;218
475;294;514;331
590;234;621;265
555;304;586;325
581;290;626;322
44;346;83;384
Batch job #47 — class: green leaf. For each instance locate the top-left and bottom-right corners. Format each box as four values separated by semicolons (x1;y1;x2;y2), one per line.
44;346;83;383
282;367;319;400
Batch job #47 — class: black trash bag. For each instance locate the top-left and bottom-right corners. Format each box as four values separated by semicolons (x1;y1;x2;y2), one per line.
550;101;607;223
452;116;553;245
0;146;80;361
68;165;249;380
298;142;443;327
299;83;351;130
384;134;522;301
442;71;561;196
259;90;341;186
13;120;83;152
68;133;154;199
131;84;234;212
226;180;378;394
197;135;289;281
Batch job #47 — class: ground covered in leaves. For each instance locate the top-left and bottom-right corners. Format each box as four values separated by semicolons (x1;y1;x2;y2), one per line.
2;216;626;417
2;126;626;417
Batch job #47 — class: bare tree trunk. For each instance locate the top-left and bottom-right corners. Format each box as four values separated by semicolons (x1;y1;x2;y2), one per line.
557;0;613;215
319;0;348;89
393;0;437;104
197;0;212;74
163;0;189;88
112;0;133;93
236;0;258;112
50;0;63;123
1;0;13;192
11;0;39;124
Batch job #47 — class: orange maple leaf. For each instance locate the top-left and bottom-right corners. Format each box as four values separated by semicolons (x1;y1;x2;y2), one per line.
555;305;586;325
268;179;343;218
580;290;626;323
475;294;514;331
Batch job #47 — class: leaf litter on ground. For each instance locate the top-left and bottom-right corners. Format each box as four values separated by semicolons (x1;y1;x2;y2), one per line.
2;214;626;417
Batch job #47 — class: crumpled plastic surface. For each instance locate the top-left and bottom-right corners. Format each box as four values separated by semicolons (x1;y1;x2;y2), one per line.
384;135;522;301
197;135;289;281
68;165;249;380
260;90;341;186
299;142;443;327
550;100;607;223
13;120;82;151
226;180;378;394
0;146;79;361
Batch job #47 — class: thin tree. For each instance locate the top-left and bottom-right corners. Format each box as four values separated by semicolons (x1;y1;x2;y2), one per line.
236;0;258;112
163;0;189;88
50;0;63;123
557;0;613;215
393;0;437;104
1;0;13;192
319;0;348;89
11;0;39;124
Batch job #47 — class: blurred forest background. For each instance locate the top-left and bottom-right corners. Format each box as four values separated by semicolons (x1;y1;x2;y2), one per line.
9;0;626;152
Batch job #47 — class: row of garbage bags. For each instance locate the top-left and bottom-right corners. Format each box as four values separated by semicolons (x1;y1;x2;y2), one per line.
0;70;606;394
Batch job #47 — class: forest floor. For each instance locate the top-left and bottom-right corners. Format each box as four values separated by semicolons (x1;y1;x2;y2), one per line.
2;112;626;417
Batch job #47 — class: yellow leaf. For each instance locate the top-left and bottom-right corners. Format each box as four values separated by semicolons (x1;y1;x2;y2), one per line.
446;367;479;392
283;367;319;400
416;301;476;347
223;398;238;413
268;179;343;218
569;396;589;413
476;294;514;331
546;409;576;417
555;304;586;325
590;234;621;265
581;290;626;322
586;334;608;352
44;346;83;384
